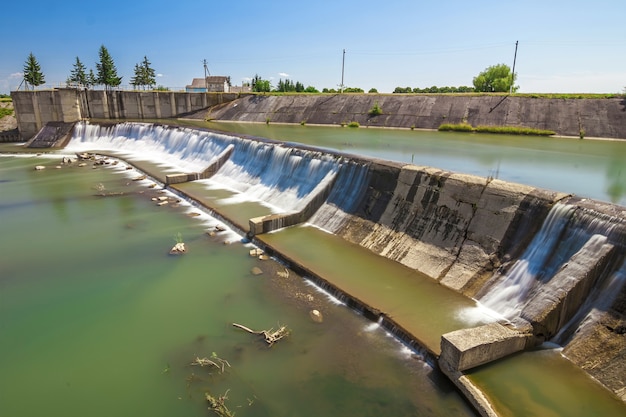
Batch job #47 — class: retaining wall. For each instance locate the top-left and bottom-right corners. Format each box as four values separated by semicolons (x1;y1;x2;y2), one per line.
207;94;626;139
11;89;241;140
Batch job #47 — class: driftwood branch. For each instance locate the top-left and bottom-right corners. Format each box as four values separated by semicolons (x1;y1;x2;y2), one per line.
206;389;235;417
232;322;290;346
190;355;230;373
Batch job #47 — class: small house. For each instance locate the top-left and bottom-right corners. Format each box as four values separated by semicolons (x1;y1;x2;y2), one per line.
185;76;230;93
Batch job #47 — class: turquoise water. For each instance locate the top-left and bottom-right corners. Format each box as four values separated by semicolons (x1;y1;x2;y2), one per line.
0;155;474;417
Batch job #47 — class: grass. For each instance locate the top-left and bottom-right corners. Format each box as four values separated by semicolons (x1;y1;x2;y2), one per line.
0;107;13;118
438;123;555;136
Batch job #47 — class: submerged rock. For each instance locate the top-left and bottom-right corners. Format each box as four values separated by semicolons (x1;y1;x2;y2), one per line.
169;242;186;255
309;309;324;323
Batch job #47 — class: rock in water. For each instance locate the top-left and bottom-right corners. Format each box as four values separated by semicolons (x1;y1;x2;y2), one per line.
309;309;323;323
169;242;186;255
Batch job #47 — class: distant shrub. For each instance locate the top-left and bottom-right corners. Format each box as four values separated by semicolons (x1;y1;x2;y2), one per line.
438;123;473;132
347;121;360;128
369;102;383;116
0;107;13;118
439;123;554;136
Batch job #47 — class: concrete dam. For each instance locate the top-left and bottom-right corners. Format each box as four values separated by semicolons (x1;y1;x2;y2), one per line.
63;121;626;413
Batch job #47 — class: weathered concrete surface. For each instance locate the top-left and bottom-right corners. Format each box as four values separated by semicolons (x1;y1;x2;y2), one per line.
25;121;75;148
521;236;615;340
439;322;534;372
320;161;567;294
11;90;241;140
205;94;626;139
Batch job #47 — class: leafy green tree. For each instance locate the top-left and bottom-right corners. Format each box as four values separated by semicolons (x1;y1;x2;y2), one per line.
67;57;88;87
23;52;45;90
96;45;122;90
304;86;319;93
473;63;518;93
368;88;378;93
251;74;271;92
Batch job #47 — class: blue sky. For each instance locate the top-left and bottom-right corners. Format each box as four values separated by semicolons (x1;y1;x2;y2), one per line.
2;0;625;94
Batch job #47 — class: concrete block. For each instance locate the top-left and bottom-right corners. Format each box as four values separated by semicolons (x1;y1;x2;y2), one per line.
440;322;533;372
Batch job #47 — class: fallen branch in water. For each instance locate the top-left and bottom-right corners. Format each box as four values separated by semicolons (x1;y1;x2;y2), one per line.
190;354;231;373
232;322;290;347
206;389;235;417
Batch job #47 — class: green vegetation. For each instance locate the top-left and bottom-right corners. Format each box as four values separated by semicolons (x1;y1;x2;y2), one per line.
438;123;554;136
96;45;122;90
473;63;518;93
0;94;11;101
369;102;383;116
66;57;92;88
130;56;156;90
394;85;474;93
347;121;360;128
0;107;13;118
23;52;45;90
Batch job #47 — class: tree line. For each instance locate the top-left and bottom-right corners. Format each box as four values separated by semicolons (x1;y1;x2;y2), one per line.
23;48;519;94
22;45;157;91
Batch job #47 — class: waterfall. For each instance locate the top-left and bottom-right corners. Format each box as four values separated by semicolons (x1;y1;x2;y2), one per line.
208;142;340;212
480;202;625;320
309;161;371;232
67;122;232;173
67;121;341;213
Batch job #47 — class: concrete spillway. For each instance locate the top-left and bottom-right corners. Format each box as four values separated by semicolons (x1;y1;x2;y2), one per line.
62;121;626;410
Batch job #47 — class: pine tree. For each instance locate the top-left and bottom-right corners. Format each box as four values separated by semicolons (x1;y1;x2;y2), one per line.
23;52;45;90
68;56;87;88
130;56;156;90
96;45;122;90
140;56;156;89
86;69;97;89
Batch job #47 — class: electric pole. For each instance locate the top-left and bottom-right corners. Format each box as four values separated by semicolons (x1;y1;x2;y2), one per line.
203;59;210;92
340;49;346;93
510;41;518;94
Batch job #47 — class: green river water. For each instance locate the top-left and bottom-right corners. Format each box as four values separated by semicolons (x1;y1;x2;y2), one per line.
2;122;626;417
0;154;473;416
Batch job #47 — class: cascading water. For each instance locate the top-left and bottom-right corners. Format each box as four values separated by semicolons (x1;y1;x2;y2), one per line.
309;161;371;231
479;201;626;323
68;122;341;214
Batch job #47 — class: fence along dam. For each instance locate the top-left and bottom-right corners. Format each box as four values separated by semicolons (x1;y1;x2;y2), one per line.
58;121;626;415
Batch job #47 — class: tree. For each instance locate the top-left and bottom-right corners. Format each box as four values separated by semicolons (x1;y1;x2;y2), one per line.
96;45;122;90
473;63;518;93
67;57;88;88
86;69;97;89
23;52;45;90
368;88;378;93
251;74;271;92
129;56;156;90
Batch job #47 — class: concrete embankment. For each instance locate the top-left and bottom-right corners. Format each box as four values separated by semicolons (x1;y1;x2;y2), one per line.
10;90;626;141
205;93;626;139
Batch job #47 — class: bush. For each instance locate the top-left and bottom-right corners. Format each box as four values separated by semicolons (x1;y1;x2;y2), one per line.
438;123;473;132
369;102;383;116
347;121;360;128
0;107;13;118
438;123;554;136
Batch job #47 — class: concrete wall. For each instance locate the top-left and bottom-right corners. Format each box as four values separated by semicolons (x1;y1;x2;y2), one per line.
313;160;568;295
208;94;626;139
11;89;241;140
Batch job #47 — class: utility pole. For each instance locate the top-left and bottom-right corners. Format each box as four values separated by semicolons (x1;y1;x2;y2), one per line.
340;49;346;93
203;59;210;92
510;41;518;94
